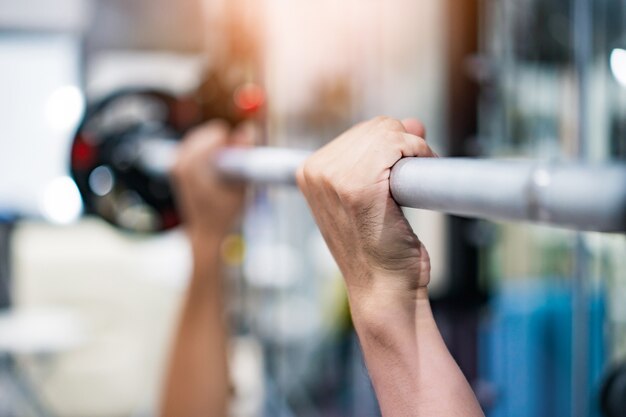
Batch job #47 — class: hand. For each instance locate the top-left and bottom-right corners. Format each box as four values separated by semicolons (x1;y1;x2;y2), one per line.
298;117;486;417
171;120;254;242
297;117;436;312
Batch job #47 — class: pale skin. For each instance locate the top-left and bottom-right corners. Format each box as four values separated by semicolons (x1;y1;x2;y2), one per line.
160;120;253;417
297;116;485;417
160;117;484;417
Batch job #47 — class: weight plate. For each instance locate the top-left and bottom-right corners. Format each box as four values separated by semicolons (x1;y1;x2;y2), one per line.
71;90;188;233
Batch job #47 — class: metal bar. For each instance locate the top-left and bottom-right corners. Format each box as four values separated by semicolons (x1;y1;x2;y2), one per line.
391;158;626;233
216;148;310;185
137;140;311;184
137;142;626;233
571;0;594;414
0;222;12;308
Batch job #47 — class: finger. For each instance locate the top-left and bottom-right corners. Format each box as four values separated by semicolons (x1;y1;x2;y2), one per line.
230;121;257;148
295;164;309;196
375;133;433;170
184;119;230;149
185;122;232;165
401;118;426;139
399;133;435;158
175;121;231;178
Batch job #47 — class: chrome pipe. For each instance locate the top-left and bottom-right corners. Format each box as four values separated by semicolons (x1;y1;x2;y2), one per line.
390;158;626;233
137;141;626;233
137;140;311;184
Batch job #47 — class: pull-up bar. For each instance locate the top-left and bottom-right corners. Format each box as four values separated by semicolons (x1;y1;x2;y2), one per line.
391;158;626;233
139;142;626;233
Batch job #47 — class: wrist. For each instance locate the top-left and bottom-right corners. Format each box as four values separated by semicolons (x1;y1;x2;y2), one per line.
344;265;430;315
348;283;430;345
189;226;229;247
187;233;225;288
190;219;240;253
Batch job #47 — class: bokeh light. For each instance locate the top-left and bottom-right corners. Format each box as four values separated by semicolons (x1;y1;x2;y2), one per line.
44;85;85;132
39;176;83;224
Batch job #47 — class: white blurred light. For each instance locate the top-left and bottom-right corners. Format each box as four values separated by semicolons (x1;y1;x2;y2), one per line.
40;176;83;224
44;85;85;131
610;48;626;87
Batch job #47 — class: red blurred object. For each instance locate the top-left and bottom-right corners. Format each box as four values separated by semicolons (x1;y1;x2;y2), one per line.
234;83;265;113
160;208;180;229
71;135;97;170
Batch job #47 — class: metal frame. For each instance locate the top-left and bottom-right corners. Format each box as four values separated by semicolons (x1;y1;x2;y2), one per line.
0;222;11;308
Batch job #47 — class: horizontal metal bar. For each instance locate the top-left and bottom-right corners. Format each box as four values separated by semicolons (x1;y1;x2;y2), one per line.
390;158;626;233
137;142;626;233
217;148;311;185
137;140;312;184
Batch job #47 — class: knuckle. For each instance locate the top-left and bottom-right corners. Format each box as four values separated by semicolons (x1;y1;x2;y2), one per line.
208;118;230;131
301;160;319;183
171;150;186;172
371;115;391;125
303;156;345;194
375;116;403;132
182;126;206;143
334;179;358;205
377;132;404;154
295;165;307;190
183;120;229;146
170;160;186;181
318;170;336;189
171;143;198;178
387;131;405;146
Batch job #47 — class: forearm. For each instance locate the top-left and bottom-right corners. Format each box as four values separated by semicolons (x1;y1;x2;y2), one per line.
160;236;230;417
351;287;484;417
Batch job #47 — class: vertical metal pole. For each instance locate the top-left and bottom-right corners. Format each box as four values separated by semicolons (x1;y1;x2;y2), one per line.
0;222;12;309
572;237;590;417
442;0;482;387
572;0;592;416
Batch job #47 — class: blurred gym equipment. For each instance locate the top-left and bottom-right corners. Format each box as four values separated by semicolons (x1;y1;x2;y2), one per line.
0;221;12;308
2;0;626;416
70;77;265;232
70;89;626;234
601;362;626;417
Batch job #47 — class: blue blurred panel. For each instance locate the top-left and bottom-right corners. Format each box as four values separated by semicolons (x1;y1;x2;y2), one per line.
0;214;16;223
480;280;605;417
